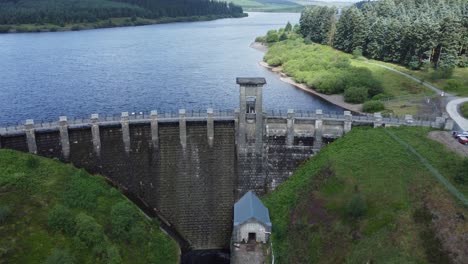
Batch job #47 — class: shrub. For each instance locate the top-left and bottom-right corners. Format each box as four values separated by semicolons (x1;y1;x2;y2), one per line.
0;25;11;33
266;30;279;43
74;213;105;250
0;205;11;224
111;201;138;240
429;68;454;80
279;32;288;41
352;48;362;59
63;171;105;210
460;102;468;119
443;80;464;93
255;36;266;43
346;194;367;218
105;245;122;264
344;86;368;104
363;101;385;113
48;204;75;234
45;249;75;264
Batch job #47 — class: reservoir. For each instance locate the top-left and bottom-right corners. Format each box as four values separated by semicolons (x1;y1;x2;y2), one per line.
0;12;341;126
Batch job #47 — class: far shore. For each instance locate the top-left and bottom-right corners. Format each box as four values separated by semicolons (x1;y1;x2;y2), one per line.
251;42;363;114
0;14;247;34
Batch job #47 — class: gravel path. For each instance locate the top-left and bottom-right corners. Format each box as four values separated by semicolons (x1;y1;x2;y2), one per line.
428;131;468;157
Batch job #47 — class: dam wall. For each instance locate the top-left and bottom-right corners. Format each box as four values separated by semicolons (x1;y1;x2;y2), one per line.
0;78;451;250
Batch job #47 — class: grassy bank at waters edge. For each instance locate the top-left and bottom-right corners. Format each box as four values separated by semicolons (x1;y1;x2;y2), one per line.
0;149;178;263
263;127;468;263
0;14;247;34
263;38;433;116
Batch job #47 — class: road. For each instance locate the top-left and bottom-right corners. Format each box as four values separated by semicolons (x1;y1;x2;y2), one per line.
367;62;467;130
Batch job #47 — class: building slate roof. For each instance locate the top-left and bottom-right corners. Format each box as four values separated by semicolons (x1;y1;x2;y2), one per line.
234;191;272;227
236;77;266;85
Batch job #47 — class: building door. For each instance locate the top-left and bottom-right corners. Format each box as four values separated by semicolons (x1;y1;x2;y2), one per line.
248;232;256;243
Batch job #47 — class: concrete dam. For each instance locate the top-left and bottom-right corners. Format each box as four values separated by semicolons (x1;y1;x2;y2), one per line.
0;78;451;250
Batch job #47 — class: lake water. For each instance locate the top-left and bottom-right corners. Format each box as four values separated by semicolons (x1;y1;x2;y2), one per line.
0;12;341;126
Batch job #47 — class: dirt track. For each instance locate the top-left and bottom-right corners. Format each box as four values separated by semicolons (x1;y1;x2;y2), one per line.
428;131;468;156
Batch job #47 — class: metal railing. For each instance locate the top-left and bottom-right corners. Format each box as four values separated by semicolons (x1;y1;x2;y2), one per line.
0;109;442;135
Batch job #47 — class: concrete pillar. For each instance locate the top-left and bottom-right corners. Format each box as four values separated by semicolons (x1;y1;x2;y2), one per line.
313;110;323;149
234;109;239;145
286;109;295;146
121;112;130;153
255;85;264;154
150;110;159;148
207;108;214;147
91;114;101;156
444;118;454;131
179;109;186;148
435;116;445;128
404;114;414;125
373;112;383;128
238;85;246;148
24;119;37;154
59;116;70;160
344;111;352;134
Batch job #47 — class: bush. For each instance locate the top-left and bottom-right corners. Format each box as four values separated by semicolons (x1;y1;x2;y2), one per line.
352;48;362;59
111;201;138;240
460;102;468;119
346;194;367;218
0;25;11;33
0;205;11;224
74;213;105;251
429;68;454;80
279;32;288;41
255;36;266;43
45;249;75;264
443;80;464;93
344;86;368;104
48;204;75;234
105;245;122;264
363;101;385;113
266;30;279;43
63;171;105;210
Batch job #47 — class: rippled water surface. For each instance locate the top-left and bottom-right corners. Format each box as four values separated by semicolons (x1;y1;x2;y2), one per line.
0;12;341;125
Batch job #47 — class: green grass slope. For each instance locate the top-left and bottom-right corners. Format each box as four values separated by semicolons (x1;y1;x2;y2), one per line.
263;127;468;263
0;150;178;264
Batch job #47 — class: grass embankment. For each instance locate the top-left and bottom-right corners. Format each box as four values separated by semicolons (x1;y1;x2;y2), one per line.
0;14;246;34
461;102;468;119
263;38;432;115
0;150;178;263
263;127;468;263
367;60;468;96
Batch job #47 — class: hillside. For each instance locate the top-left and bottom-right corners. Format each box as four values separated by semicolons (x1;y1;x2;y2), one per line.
0;149;178;263
263;127;468;263
0;0;245;33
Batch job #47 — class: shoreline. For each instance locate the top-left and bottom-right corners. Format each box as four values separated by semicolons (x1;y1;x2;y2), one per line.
0;13;247;34
252;42;363;114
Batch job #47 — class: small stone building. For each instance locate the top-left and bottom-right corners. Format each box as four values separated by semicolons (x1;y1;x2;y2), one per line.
233;191;272;243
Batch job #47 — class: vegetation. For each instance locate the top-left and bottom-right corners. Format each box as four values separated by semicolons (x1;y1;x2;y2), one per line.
0;149;178;263
362;100;385;113
461;102;468;119
263;127;468;263
300;1;467;71
0;0;245;33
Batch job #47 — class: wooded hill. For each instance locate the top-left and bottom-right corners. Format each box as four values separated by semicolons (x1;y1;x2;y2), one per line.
299;0;468;70
0;0;244;26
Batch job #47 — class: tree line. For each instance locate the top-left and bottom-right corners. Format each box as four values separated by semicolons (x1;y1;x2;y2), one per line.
299;0;468;70
0;0;244;26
